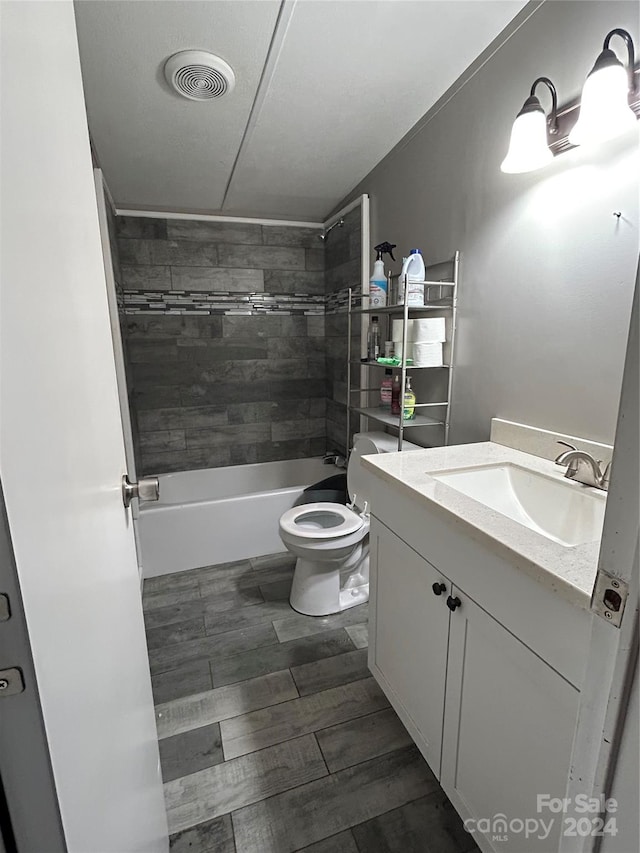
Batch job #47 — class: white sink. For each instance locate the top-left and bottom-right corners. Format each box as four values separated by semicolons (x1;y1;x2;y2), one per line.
432;463;606;547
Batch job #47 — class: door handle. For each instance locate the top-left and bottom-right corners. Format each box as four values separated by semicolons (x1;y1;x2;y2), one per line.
122;475;159;508
446;595;462;612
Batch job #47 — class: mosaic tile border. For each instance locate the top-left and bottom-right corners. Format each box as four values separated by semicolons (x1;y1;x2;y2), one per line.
121;290;325;316
325;285;362;314
120;286;361;316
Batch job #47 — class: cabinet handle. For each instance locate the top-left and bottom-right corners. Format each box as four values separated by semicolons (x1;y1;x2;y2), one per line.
432;582;447;596
446;595;462;612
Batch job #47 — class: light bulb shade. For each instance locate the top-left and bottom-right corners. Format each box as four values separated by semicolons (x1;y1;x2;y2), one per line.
501;107;554;174
569;57;636;146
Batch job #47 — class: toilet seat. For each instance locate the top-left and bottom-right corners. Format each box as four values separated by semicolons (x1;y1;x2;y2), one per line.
279;502;364;540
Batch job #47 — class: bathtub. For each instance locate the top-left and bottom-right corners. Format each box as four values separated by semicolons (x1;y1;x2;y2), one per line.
138;457;339;578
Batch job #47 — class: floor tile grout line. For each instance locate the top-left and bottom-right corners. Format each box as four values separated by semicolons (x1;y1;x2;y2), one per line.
217;679;389;761
312;731;331;777
226;745;424;846
156;672;302;742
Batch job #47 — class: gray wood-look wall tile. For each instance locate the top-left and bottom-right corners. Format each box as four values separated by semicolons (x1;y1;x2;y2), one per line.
138;405;229;432
166;220;263;244
262;226;321;249
231;746;438;853
345;624;368;649
263;269;325;294
149;622;278;675
305;248;326;271
218;244;305;271
273;604;368;644
151;240;219;267
156;669;298;739
122;264;171;290
290;648;370;697
165;734;327;835
210;628;355;688
139;429;186;453
118;238;152;265
271;418;325;442
170;266;264;292
159;722;224;782
118;214;332;470
169;814;235;853
315;708;413;773
151;660;213;706
351;790;479;853
117;216;167;239
220;677;388;760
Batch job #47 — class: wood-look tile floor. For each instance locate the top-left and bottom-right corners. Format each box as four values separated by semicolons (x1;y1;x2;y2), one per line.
143;553;479;853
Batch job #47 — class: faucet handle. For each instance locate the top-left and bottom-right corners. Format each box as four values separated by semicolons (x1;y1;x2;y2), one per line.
600;460;612;487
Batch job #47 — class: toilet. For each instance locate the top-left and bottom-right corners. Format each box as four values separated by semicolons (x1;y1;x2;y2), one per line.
279;432;418;616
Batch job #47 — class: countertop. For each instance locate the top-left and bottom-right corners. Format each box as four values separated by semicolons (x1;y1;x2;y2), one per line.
361;441;604;609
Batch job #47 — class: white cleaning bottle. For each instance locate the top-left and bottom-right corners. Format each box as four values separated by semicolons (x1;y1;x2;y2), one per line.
369;242;396;308
399;249;426;306
400;249;426;282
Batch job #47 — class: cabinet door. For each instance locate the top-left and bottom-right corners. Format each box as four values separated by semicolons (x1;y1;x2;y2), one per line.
369;518;451;776
441;589;580;853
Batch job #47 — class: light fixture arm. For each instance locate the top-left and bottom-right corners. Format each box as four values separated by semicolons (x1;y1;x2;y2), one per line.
530;76;559;134
602;28;636;94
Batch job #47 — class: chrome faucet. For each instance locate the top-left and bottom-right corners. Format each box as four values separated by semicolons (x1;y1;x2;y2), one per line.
554;442;610;491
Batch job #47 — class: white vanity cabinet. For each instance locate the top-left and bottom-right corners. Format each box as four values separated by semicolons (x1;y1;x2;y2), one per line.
372;524;451;773
369;516;584;853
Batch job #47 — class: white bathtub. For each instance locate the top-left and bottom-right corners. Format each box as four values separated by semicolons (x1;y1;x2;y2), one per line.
138;457;339;578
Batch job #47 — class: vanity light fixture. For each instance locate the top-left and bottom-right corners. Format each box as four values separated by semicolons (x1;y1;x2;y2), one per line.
569;28;638;146
500;77;558;173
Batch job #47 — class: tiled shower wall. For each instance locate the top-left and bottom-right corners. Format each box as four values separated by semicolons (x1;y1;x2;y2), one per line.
325;207;362;455
116;217;328;474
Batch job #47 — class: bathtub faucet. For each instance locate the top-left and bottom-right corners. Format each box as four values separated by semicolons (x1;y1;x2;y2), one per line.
323;451;347;468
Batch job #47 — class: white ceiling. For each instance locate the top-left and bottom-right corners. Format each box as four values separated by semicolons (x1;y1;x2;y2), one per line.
75;0;527;221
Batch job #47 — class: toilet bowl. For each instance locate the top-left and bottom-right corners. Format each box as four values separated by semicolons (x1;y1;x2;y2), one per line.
278;432;419;616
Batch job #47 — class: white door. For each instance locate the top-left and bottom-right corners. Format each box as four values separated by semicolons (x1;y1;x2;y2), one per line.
94;169;145;576
0;3;168;851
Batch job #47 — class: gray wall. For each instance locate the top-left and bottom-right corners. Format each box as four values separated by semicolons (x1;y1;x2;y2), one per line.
116;217;327;473
338;0;639;447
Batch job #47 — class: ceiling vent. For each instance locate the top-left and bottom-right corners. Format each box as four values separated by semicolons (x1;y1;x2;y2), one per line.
164;50;235;101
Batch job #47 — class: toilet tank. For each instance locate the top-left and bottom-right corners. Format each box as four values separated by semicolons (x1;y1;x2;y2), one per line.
347;432;420;510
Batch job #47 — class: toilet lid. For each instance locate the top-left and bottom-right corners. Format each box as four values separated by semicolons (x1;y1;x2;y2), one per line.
280;502;364;540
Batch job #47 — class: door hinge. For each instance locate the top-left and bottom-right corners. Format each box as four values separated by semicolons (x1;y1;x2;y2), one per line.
591;571;629;627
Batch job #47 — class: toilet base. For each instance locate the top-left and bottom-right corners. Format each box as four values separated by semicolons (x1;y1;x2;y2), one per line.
289;543;369;617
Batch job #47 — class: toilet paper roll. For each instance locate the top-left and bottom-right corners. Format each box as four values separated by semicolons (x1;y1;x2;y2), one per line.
391;319;414;341
413;342;443;367
412;317;446;343
393;341;413;360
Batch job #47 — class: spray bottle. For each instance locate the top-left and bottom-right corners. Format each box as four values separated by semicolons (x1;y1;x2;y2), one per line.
369;242;396;308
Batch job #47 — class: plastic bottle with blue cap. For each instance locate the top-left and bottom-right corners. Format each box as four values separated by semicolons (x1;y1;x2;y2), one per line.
399;249;426;305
